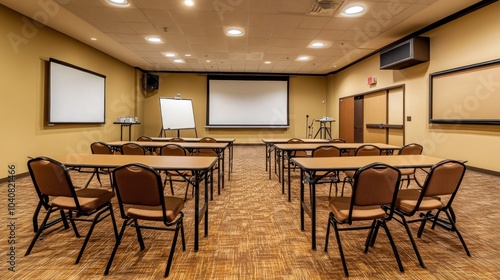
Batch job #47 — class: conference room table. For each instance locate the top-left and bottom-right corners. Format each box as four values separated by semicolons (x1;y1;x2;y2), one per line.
261;138;330;180
151;137;236;180
291;154;452;251
106;141;229;199
273;143;402;201
53;154;217;252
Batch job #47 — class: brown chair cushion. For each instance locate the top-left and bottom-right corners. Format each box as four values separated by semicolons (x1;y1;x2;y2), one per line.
51;188;115;212
329;197;386;223
127;196;184;222
396;189;443;213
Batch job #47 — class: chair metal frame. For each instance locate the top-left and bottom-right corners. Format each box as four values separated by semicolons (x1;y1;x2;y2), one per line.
26;157;118;264
392;159;470;268
325;163;404;277
105;163;186;278
160;143;194;201
341;144;382;196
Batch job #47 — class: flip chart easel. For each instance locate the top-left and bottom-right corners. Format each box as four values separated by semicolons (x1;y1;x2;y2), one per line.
159;98;197;137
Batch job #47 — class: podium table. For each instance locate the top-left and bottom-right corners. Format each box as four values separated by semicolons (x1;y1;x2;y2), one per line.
313;119;335;139
113;122;140;141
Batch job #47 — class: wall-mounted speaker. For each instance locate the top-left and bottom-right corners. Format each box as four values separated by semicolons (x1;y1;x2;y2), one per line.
380;36;430;70
143;73;159;90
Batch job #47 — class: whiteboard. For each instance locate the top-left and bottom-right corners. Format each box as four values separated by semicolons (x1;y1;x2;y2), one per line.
159;98;196;130
49;58;105;123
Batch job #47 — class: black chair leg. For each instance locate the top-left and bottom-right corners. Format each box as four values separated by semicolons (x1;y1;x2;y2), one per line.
134;219;145;250
381;221;404;272
333;222;349;277
104;218;129;275
164;222;181;277
400;215;426;268
26;208;54;256
324;213;332;252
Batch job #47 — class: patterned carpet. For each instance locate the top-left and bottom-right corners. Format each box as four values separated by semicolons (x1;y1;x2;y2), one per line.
1;145;500;279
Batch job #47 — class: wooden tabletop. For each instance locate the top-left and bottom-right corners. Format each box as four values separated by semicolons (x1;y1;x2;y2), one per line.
54;154;217;170
292;155;448;171
106;141;229;149
274;142;401;151
261;138;330;144
151;137;235;143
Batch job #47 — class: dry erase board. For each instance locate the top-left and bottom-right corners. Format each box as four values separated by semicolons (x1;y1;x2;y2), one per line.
159;98;196;130
430;58;500;125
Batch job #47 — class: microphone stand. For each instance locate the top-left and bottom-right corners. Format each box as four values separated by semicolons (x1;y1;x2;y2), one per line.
305;115;309;138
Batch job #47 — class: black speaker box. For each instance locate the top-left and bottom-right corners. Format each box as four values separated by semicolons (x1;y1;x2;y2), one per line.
143;73;159;90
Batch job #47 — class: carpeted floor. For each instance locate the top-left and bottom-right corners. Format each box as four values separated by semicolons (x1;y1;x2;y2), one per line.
1;145;499;279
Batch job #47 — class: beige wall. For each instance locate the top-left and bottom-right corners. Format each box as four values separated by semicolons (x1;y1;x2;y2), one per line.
142;74;327;143
1;5;138;176
326;2;500;172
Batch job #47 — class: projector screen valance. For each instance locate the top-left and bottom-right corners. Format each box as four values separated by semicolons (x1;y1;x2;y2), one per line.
207;75;289;128
430;58;500;125
49;58;106;124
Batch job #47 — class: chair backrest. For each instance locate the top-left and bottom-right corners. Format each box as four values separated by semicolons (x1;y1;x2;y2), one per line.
287;138;307;157
27;157;79;208
355;144;381;156
112;164;167;220
398;143;423;155
168;137;185;142
160;144;187;156
312;145;341;157
287;138;304;144
412;160;466;212
199;137;217;143
329;138;346;143
349;163;401;221
137;136;153;142
91;142;113;155
196;137;217;156
121;143;146;155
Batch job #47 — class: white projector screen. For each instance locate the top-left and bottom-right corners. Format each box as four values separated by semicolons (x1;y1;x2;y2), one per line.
207;76;289;127
49;58;106;124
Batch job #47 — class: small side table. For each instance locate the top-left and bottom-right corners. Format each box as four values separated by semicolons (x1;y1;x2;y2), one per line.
113;122;141;141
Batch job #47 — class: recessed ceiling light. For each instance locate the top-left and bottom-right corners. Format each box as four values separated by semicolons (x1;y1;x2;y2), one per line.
206;60;211;63
344;5;364;15
264;61;272;64
90;37;97;41
184;0;194;6
146;36;163;43
311;42;325;48
174;59;185;63
163;52;176;57
226;28;244;36
184;54;192;57
108;0;128;5
297;55;311;61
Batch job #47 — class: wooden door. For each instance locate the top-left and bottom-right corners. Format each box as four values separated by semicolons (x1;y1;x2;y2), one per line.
363;91;387;143
339;96;354;142
387;87;404;146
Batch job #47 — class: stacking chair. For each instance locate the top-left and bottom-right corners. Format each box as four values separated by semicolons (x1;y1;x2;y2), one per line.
26;157;118;264
393;159;470;268
168;137;186;142
105;163;185;278
397;143;424;188
329;138;346;143
341;144;381;196
137;135;157;154
311;145;342;198
324;163;403;277
160;144;193;201
87;141;114;187
120;142;146;155
284;138;308;173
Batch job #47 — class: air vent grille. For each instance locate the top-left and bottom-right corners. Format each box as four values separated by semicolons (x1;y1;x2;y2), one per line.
307;0;344;16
